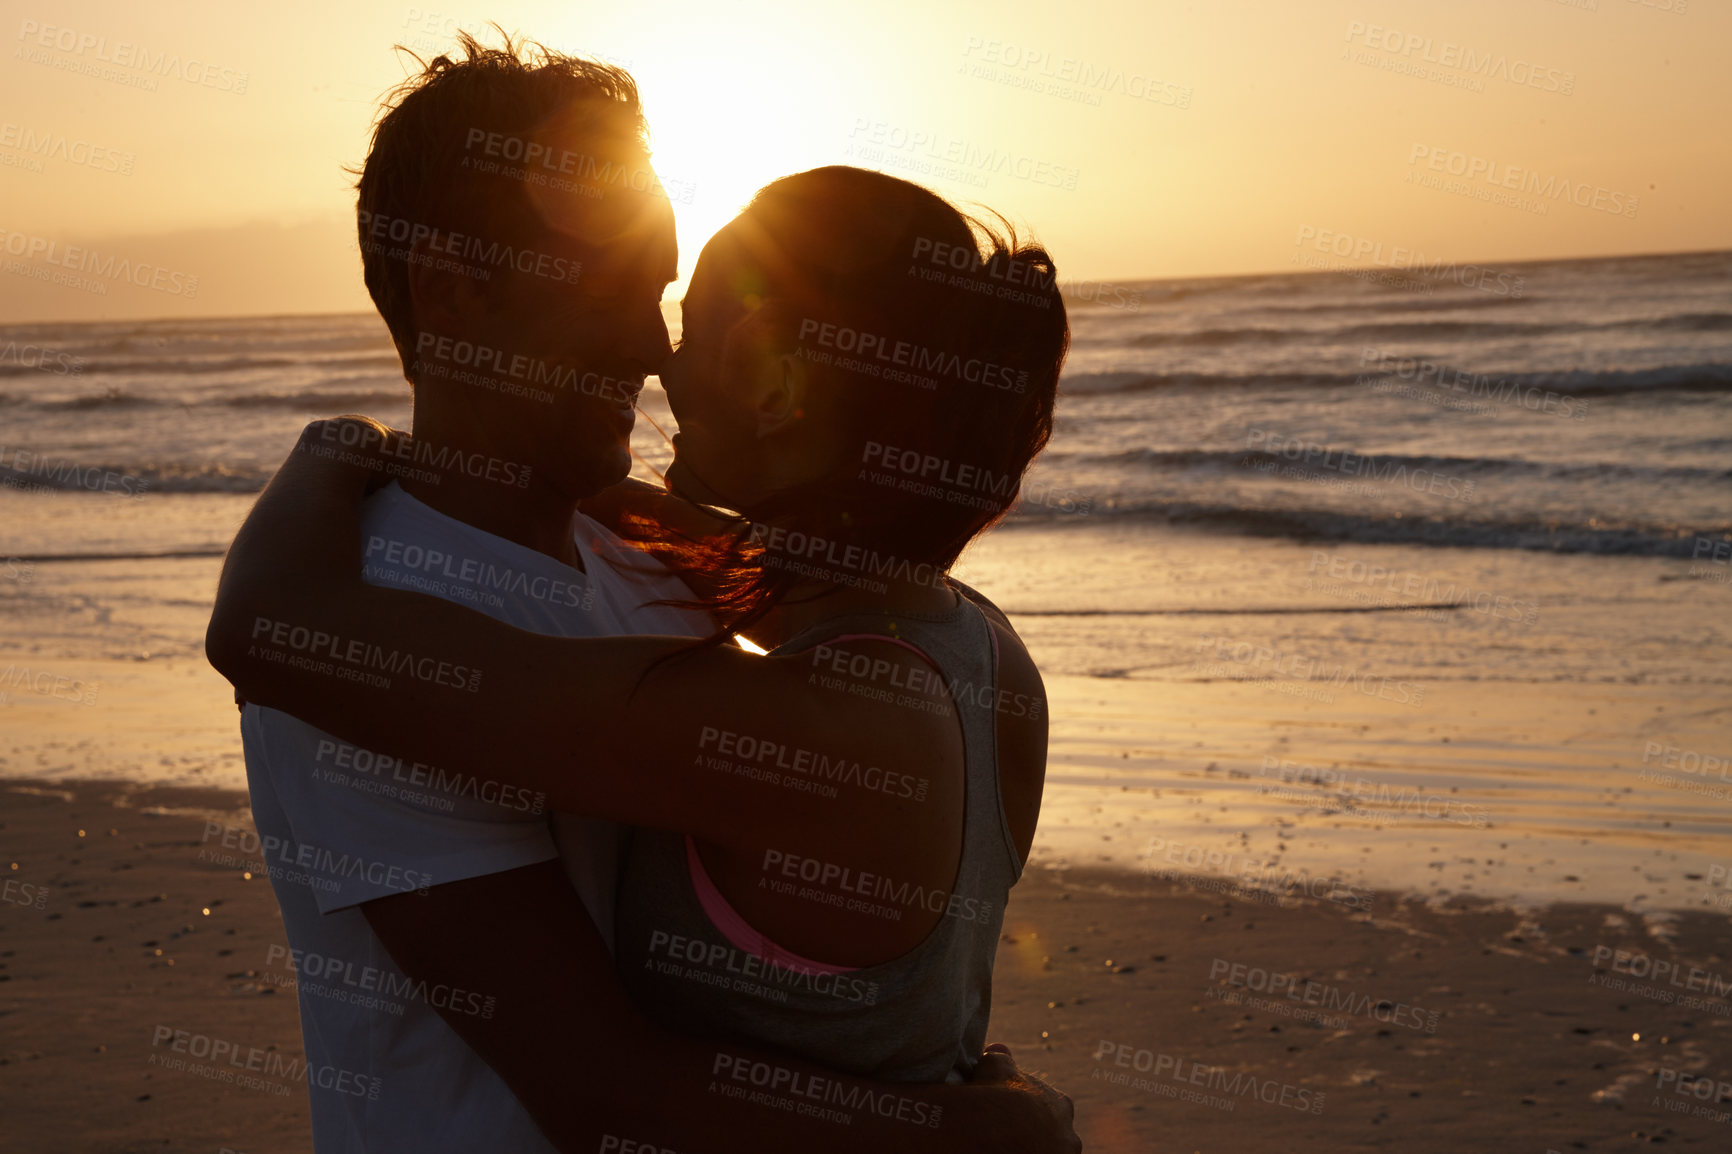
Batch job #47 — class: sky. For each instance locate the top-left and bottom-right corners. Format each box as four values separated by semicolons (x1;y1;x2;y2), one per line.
0;0;1727;322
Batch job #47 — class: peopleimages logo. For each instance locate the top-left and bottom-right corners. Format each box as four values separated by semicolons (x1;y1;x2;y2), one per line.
798;318;1029;393
697;726;931;801
758;848;995;925
1258;756;1491;828
247;615;483;693
910;235;1055;289
1293;226;1525;297
264;943;497;1018
1305;551;1540;627
314;737;546;815
1359;347;1585;420
1243;428;1476;504
1193;632;1426;708
412;331;641;408
1652;1068;1732;1124
0;664;99;706
1092;1041;1325;1114
906;235;1059;310
460;128;696;205
307;421;532;488
1;877;49;910
149;1027;380;1099
646;930;881;1005
1406;145;1638;218
0;447;144;498
747;523;953;595
1207;958;1441;1033
0;229;198;297
364;536;593;613
862;440;1021;508
199;822;434;895
1587;946;1732;1000
0;339;82;375
0;122;134;174
1343;21;1574;94
711;1052;943;1128
846;118;1080;191
1693;537;1731;566
16;20;249;94
959;36;1192;109
1642;740;1730;783
357;210;582;284
1142;835;1374;912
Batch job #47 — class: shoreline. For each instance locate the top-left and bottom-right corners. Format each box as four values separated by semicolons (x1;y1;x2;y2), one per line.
4;630;1731;921
6;525;1730;915
6;778;1732;1150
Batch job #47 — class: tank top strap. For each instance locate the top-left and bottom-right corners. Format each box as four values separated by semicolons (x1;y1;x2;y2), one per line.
769;596;1024;882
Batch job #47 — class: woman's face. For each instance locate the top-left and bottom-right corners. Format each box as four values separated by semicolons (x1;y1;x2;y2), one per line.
658;224;779;511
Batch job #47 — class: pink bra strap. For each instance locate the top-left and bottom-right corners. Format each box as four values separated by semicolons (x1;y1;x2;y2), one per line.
684;835;859;975
680;628;960;974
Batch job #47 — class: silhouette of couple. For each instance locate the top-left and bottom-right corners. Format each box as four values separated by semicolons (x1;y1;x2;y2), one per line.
208;30;1079;1153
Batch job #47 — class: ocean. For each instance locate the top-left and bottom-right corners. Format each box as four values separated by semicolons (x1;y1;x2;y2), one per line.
5;249;1729;555
3;248;1730;910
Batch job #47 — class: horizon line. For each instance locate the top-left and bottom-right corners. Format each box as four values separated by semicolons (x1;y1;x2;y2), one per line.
2;244;1726;329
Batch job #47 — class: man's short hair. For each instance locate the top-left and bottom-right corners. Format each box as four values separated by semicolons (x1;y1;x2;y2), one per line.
355;29;647;360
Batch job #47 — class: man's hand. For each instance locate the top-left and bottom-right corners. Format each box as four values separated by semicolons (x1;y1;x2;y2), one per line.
970;1043;1082;1153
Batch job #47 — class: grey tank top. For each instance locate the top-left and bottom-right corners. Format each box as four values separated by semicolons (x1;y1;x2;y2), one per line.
613;588;1026;1083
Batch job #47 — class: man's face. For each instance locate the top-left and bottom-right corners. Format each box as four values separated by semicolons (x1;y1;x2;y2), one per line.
415;144;678;500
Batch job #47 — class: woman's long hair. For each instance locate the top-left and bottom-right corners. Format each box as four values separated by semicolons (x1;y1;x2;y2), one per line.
631;166;1070;643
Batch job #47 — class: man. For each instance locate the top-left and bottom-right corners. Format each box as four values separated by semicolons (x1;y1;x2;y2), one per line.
223;31;1076;1154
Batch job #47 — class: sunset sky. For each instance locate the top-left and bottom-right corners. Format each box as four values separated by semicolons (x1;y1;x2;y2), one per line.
2;0;1726;321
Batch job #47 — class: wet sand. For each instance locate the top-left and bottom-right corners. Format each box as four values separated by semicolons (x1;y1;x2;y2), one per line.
7;537;1731;916
5;779;1731;1152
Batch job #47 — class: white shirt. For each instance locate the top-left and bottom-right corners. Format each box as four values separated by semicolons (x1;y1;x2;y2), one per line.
241;482;707;1153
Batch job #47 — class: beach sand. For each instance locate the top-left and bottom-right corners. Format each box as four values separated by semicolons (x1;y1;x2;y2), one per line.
9;535;1731;915
4;528;1730;1151
6;779;1731;1152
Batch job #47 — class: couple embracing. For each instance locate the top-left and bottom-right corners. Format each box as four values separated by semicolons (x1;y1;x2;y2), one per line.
207;29;1080;1154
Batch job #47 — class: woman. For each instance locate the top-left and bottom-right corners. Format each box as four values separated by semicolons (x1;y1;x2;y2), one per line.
210;166;1068;1094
